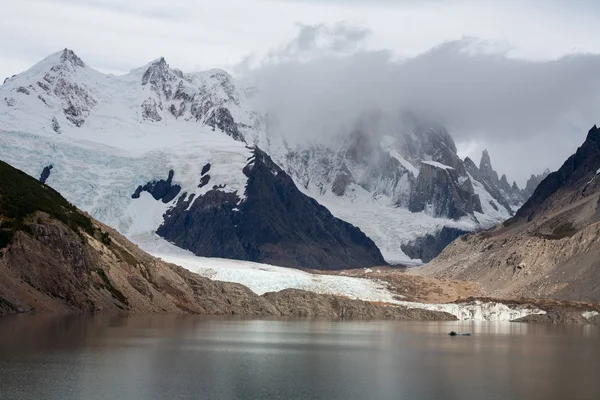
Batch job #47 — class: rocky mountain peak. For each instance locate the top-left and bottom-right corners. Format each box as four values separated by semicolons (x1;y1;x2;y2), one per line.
479;149;499;185
141;57;174;90
499;173;512;193
59;48;85;68
515;124;600;222
585;124;600;146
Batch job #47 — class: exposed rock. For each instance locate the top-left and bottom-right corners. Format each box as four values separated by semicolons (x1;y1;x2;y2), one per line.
64;103;85;127
516;125;600;223
51;117;61;133
401;227;469;263
157;148;387;270
39;165;53;184
201;163;211;176
464;155;514;214
198;174;210;188
263;289;457;320
59;48;85;68
512;311;594;324
142;57;176;98
409;161;482;219
131;169;181;203
206;107;243;142
479;149;499;186
141;98;163;122
331;164;353;196
416;126;600;303
523;169;551;200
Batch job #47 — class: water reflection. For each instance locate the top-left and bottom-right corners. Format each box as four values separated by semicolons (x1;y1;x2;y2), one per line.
0;316;598;400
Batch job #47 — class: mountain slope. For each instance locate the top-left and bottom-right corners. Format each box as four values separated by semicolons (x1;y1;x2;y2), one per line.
414;126;600;302
0;159;456;320
0;158;274;314
157;148;385;269
275;113;522;263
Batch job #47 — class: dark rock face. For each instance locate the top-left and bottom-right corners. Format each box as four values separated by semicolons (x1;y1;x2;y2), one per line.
522;169;552;200
206;107;243;141
201;163;211;176
464;156;514;214
51;117;61;133
39;165;53;184
158;189;246;259
157;148;386;270
401;226;469;263
34;49;98;128
138;59;248;142
479;150;499;186
142;57;175;98
474;149;548;208
409;162;482;219
131;170;181;203
515;125;600;222
198;174;210;188
141;98;162;121
331;163;353;196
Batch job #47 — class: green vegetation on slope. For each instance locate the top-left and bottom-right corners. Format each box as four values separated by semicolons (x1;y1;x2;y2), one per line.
0;160;94;248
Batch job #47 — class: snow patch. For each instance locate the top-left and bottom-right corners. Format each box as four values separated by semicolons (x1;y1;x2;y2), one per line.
582;311;599;320
138;234;401;303
421;160;454;170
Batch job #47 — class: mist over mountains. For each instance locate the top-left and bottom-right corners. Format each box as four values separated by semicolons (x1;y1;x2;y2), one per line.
239;25;600;185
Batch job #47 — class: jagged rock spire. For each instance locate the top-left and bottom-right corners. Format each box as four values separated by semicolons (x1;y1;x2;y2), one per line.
479;149;499;185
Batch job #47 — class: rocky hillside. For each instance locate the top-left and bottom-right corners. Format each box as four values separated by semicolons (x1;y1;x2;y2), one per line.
0;159;454;320
414;126;600;303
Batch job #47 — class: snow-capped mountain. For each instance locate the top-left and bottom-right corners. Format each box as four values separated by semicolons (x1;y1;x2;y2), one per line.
0;49;386;270
1;49;261;143
263;111;531;262
0;49;540;266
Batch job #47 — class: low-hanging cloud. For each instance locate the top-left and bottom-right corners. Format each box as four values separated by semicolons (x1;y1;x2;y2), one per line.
241;23;600;185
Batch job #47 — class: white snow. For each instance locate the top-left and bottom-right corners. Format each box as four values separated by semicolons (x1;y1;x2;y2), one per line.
380;135;419;176
0;129;251;237
137;234;401;303
587;169;600;185
421;160;454;170
582;311;599;320
139;234;547;322
467;172;512;228
301;185;478;264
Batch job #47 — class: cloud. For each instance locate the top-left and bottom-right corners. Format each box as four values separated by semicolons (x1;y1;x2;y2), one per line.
242;26;600;185
3;1;600;184
274;23;370;60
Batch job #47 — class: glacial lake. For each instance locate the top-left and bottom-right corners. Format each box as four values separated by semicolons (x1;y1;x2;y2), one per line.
0;315;599;400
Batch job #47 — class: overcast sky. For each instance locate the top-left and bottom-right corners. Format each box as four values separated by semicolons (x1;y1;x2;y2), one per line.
3;0;600;185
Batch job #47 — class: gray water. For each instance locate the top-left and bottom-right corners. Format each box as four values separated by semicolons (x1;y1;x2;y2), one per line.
0;315;599;400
